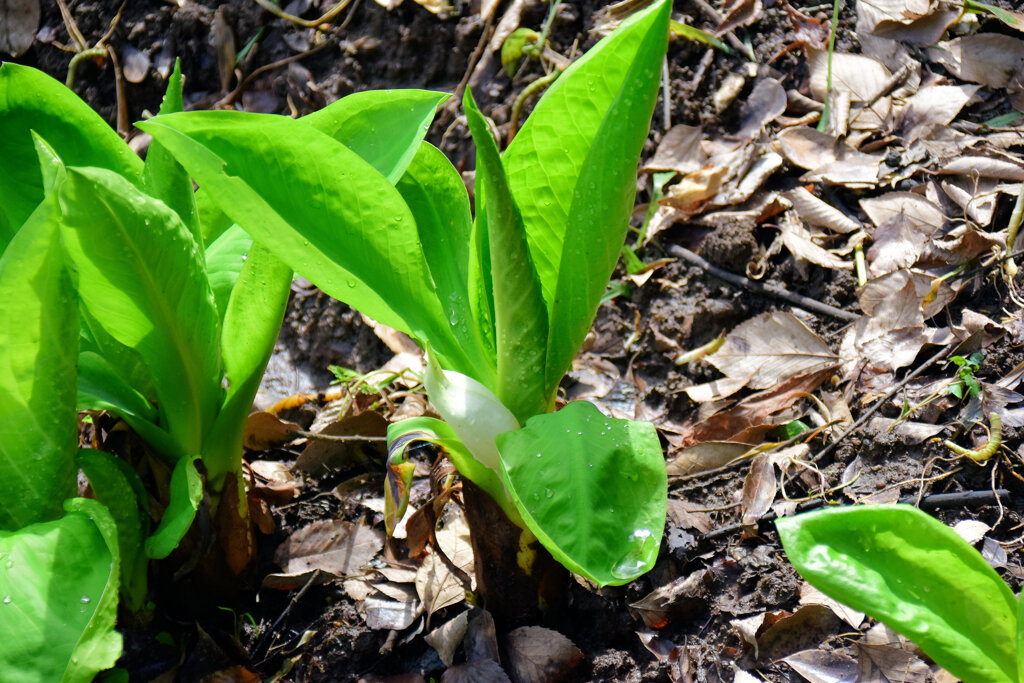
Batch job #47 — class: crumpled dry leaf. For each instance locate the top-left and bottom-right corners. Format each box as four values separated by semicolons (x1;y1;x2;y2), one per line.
667;440;753;477
857;0;959;45
716;0;762;35
441;659;511;683
415;512;474;616
265;520;385;589
807;49;893;130
783;187;862;234
799;582;864;629
364;593;422;630
732;605;839;661
707;311;839;390
927;34;1024;89
782;648;858;683
503;626;583;683
860;192;945;276
644;124;706;174
243;411;302;450
775;127;882;187
857;642;930;682
0;0;38;57
898;83;979;142
740;454;777;530
677;368;835;448
629;570;709;629
737;77;786;139
779;212;853;271
294;411;388;475
425;610;470;667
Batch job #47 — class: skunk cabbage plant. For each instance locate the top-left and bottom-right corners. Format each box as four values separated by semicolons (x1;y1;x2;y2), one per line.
140;0;671;599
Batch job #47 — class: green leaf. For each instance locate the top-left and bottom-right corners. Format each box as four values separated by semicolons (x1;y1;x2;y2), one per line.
396;142;495;372
302;89;448;183
142;59;201;243
464;91;548;421
77;449;149;611
205;224;254;321
386;416;516;534
58;166;222;457
146;454;203;559
139;111;483;379
776;504;1018;683
0;199;78;530
497;401;666;586
204;242;292;486
0;63;142;248
0;499;122;683
500;0;670;395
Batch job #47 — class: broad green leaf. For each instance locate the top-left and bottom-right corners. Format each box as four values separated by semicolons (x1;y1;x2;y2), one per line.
496;401;666;586
77;351;159;426
386;416;516;534
303;89;448;184
139;112;484;379
204;242;292;487
0;202;78;530
0;499;121;683
776;504;1018;683
146;454;203;559
500;0;669;394
142;59;201;243
0;63;142;247
59;166;222;456
205;224;254;321
77;449;149;611
79;308;157;407
422;357;519;474
396;142;495;370
464;91;548;421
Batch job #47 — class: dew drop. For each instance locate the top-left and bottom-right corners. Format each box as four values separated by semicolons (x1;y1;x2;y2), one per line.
2;596;9;605
5;560;11;569
80;595;91;604
536;453;543;458
544;488;553;498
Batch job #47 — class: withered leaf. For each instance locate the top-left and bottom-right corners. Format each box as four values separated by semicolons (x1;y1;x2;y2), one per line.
503;626;583;683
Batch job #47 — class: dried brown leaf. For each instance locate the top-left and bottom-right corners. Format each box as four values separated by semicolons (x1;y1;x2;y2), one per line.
708;311;839;390
265;520;384;588
927;34;1024;89
667;441;753;476
629;571;709;629
799;582;865;629
294;411;388;475
716;0;762;34
441;659;511;683
858;0;959;45
857;643;930;682
415;513;474;616
740;454;777;529
807;49;893;130
779;213;853;271
243;411;302;450
782;649;859;683
0;0;38;57
503;626;583;683
784;187;862;234
364;594;422;630
644;124;706;174
425;610;469;667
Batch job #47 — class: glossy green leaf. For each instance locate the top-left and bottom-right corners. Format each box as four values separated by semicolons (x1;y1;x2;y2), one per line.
464;91;548;421
0;498;122;683
139;111;485;379
58;166;222;456
0;201;78;530
396;142;495;375
205;224;254;321
0;63;142;247
386;416;516;534
142;59;200;243
776;504;1018;683
146;454;203;559
500;0;669;395
77;449;149;611
497;401;666;586
204;242;292;486
303;89;448;184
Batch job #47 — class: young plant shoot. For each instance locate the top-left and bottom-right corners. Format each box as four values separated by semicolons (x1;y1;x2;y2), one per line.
142;0;672;619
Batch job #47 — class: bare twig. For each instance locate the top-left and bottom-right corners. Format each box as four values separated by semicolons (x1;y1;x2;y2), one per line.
810;343;954;463
253;0;353;29
666;244;860;322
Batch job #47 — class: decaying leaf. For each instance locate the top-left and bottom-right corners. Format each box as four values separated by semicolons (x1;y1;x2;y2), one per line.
807;49;893;130
0;0;39;57
799;582;864;629
294;411;388;475
503;626;583;683
732;605;840;661
739;454;776;530
415;512;474;616
441;658;511;683
630;570;709;628
364;594;422;631
857;0;959;45
926;34;1024;89
782;648;859;683
779;213;853;271
707;311;839;390
783;187;862;234
857;642;930;682
667;441;753;476
644;124;706;174
264;520;384;589
425;610;469;666
243;411;302;450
